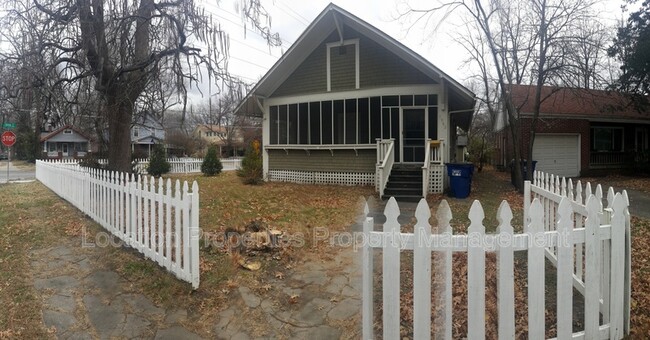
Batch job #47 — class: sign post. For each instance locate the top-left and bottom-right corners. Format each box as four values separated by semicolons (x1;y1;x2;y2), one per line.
2;131;16;182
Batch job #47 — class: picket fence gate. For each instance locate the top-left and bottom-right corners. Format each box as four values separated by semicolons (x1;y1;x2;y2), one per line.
35;160;200;289
362;171;631;339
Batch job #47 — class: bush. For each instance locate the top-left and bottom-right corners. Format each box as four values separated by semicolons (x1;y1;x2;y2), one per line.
238;140;263;184
79;154;104;170
201;145;223;176
147;144;170;177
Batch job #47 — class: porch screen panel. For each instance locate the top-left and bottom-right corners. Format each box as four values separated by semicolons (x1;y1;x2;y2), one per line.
370;97;381;141
382;108;390;139
358;98;370;144
345;99;357;144
400;95;413;106
322;101;333;144
270;106;279;144
299;103;309;144
415;95;427;106
278;105;288;144
288;104;298;144
428;106;438;140
391;108;400;161
333;100;344;144
310;102;321;144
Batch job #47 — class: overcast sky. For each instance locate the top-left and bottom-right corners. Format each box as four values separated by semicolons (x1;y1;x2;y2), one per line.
193;0;627;104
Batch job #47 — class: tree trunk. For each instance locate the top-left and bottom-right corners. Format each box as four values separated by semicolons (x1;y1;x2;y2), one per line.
106;93;133;172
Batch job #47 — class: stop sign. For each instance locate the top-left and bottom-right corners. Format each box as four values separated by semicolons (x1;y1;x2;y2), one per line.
1;131;16;147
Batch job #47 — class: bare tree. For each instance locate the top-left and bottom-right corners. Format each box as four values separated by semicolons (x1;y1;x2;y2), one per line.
0;0;280;171
401;0;602;190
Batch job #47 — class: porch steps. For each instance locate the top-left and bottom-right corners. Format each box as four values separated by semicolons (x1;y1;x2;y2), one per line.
382;165;423;202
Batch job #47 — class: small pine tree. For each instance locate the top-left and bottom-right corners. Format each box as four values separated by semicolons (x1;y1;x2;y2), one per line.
238;140;263;184
201;145;223;176
147;144;170;177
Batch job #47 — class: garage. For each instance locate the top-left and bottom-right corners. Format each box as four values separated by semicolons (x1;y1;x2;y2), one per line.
532;134;580;177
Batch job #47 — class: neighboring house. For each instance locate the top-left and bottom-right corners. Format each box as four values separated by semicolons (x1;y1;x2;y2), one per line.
235;3;476;199
494;85;650;177
40;125;92;159
193;124;248;157
132;112;165;157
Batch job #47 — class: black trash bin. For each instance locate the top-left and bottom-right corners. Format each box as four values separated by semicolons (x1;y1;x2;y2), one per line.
510;159;538;185
446;163;475;198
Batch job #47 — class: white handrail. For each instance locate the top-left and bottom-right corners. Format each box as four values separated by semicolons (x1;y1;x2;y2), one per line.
376;139;395;197
422;139;432;197
422;139;445;196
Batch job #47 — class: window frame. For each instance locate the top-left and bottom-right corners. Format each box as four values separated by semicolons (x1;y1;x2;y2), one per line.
591;126;624;152
326;39;360;92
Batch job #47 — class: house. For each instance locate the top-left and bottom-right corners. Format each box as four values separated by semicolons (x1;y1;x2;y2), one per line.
494;85;650;177
40;125;92;159
235;3;476;200
131;112;165;157
193;124;248;157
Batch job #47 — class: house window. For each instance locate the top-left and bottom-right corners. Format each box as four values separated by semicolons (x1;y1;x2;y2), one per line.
133;128;139;137
268;94;438;146
48;143;56;152
326;39;359;92
63;129;72;134
591;127;623;152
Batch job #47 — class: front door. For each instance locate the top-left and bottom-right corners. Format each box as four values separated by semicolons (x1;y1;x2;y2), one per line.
62;143;68;157
401;108;426;163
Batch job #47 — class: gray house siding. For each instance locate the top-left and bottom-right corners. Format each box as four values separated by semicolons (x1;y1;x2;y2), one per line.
271;28;436;98
273;45;327;97
268;149;375;173
359;36;436;88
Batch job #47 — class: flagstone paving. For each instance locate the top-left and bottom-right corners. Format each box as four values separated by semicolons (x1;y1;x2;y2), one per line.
30;197;418;339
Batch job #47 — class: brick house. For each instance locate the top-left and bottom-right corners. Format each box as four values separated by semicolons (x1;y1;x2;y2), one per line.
495;85;650;177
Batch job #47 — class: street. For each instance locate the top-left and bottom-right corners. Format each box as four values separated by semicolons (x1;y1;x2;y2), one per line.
0;161;35;183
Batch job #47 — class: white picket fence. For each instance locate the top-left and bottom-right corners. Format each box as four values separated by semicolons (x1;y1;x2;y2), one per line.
362;172;631;339
35;160;200;289
133;157;242;174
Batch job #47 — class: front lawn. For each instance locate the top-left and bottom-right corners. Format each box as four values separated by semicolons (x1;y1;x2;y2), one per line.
2;168;649;337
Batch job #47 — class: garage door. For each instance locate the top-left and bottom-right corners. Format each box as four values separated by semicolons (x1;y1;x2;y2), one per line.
532;134;580;177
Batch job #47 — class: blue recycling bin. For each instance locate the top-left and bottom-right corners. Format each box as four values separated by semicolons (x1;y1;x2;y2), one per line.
446;163;475;198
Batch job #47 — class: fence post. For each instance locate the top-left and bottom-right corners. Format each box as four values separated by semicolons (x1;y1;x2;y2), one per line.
413;199;432;340
190;181;200;289
527;198;545;339
497;201;515;339
584;195;602;338
467;200;486;339
382;197;401;340
524;180;531;231
362;203;374;340
556;198;574;339
609;193;626;338
435;200;453;340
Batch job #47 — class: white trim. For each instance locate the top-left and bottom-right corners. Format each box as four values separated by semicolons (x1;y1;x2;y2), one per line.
265;144;376;150
266;84;440;106
326;39;360;92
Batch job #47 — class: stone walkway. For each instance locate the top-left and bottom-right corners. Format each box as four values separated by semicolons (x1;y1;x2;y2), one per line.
31;197;419;339
31;242;200;339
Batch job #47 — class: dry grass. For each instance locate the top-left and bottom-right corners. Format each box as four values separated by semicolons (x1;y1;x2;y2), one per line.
3;169;649;338
0;182;94;338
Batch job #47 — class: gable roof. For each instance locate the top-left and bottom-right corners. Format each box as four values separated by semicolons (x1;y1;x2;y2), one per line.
237;3;475;115
510;84;649;121
40;125;91;142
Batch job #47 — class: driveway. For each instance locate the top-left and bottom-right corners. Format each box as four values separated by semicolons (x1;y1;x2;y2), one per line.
621;189;650;219
0;161;35;183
